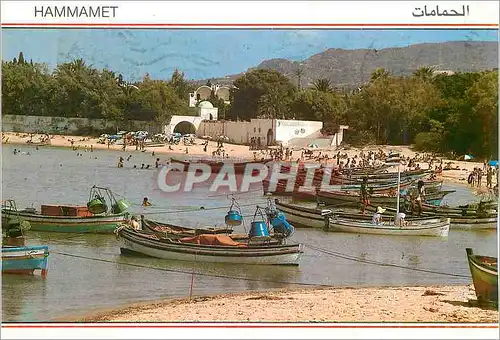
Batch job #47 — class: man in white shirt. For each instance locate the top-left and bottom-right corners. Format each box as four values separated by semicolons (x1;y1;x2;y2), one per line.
372;207;385;225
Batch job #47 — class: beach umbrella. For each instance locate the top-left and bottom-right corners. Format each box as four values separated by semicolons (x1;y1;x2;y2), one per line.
307;143;319;149
488;160;498;167
464;155;473;161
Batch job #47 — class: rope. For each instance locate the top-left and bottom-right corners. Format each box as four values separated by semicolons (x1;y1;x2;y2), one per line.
50;250;331;287
299;242;470;278
136;202;263;215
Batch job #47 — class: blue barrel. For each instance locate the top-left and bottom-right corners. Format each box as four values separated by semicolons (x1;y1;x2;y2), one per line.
225;210;243;226
270;212;294;237
249;221;270;238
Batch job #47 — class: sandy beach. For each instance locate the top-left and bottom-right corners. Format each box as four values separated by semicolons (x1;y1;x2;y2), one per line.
2;131;495;188
76;285;498;323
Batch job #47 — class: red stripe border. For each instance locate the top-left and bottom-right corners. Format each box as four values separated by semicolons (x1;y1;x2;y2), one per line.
3;324;499;328
1;23;498;27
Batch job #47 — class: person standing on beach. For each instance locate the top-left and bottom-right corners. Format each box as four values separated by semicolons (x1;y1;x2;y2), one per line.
414;180;425;216
477;169;483;187
486;167;493;188
360;177;369;215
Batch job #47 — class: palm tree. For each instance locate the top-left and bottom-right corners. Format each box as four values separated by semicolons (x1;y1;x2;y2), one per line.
294;64;304;91
312;78;332;92
370;68;390;81
413;66;435;81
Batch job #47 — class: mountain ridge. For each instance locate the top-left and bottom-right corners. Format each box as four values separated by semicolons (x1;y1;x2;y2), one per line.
192;41;498;88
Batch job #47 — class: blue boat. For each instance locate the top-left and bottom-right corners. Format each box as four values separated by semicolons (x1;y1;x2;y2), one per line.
2;245;49;277
2;199;50;277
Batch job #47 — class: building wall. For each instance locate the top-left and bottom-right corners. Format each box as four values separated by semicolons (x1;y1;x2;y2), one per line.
275;119;323;145
199;107;218;121
1;115;159;134
197;119;323;146
165;116;205;134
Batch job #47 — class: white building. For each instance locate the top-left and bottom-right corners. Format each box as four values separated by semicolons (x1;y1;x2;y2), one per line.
165;83;349;148
189;85;231;107
164;100;218;135
196;119;348;147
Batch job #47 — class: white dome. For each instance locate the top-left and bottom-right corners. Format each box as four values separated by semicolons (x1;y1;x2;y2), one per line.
198;101;214;109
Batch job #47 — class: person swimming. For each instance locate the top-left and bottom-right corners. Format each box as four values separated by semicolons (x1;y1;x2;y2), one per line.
142;197;152;206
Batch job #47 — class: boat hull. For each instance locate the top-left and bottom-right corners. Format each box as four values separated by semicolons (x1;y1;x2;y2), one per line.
366;205;498;230
466;248;498;306
2;210;129;234
2;245;49;276
275;202;325;228
276;200;443;229
317;190;453;208
326;217;450;237
117;228;303;265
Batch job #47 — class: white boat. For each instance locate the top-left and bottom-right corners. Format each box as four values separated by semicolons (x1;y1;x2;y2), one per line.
116;227;303;266
275;199;443;229
325;216;450;237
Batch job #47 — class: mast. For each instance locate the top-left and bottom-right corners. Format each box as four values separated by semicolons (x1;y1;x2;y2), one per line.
396;163;401;216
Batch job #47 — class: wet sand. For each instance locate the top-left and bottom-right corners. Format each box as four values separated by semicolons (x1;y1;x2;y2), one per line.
76;285;498;323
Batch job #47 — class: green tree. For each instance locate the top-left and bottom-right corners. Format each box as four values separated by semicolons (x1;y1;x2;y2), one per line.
290;89;347;133
229;69;296;121
466;70;498;158
312;78;332;93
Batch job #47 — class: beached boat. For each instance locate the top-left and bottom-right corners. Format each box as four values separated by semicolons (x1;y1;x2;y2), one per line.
141;218;235;237
365;205;498;230
466;248;498;306
170;157;272;174
262;177;416;195
2;245;49;276
2;201;49;276
1;186;131;234
274;200;442;229
316;189;453;207
324;214;450;237
116;226;303;265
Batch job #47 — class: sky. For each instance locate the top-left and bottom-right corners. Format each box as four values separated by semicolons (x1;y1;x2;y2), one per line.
1;29;497;81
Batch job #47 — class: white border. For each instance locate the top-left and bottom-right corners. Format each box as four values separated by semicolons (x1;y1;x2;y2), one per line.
1;323;499;339
0;1;499;27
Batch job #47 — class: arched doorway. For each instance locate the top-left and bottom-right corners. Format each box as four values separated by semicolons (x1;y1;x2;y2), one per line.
266;129;274;146
174;121;196;135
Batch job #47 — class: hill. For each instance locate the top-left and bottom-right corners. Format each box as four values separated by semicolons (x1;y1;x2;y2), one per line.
196;41;497;88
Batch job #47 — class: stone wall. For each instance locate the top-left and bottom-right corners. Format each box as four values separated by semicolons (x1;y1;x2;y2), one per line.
1;115;161;135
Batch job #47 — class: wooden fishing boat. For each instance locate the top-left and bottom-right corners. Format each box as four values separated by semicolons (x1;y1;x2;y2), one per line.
116;226;303;265
170;157;272;174
141;218;235;237
275;200;442;229
129;218;285;244
2;203;49;276
1;187;131;234
466;248;498;306
2;245;49;276
421;202;497;216
345;168;431;180
366;205;498;230
262;177;416;196
324;215;450;237
316;189;454;208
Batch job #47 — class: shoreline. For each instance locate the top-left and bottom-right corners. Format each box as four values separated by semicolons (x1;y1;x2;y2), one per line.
69;284;498;323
